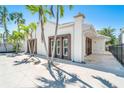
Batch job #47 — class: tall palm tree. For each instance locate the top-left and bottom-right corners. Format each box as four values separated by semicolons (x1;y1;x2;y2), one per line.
50;5;73;64
9;12;25;52
26;5;51;63
0;6;9;52
9;12;25;32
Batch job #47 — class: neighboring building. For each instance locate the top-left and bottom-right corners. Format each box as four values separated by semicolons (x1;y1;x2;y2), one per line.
119;28;124;44
23;13;110;62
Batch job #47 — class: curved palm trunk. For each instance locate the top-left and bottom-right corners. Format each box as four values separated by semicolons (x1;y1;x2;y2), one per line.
27;38;31;54
40;19;49;60
15;40;18;53
51;6;59;64
32;31;36;55
17;22;20;53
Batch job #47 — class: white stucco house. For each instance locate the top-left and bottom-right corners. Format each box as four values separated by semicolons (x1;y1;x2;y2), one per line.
23;13;110;62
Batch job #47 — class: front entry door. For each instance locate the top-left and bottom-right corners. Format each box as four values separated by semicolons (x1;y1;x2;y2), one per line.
49;34;71;60
86;37;92;55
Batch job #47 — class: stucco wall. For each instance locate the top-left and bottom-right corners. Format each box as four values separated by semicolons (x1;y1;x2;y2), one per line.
23;14;107;62
121;33;124;44
92;38;106;54
34;22;75;60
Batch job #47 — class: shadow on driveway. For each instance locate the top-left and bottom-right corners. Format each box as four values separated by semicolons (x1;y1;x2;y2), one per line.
36;63;92;88
92;75;117;88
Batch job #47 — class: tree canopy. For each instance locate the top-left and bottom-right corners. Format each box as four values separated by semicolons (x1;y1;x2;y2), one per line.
98;27;118;45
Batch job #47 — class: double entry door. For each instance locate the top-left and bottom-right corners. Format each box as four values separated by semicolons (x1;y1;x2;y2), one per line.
49;34;71;60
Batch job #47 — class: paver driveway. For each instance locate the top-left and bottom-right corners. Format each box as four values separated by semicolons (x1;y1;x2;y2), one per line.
0;53;124;88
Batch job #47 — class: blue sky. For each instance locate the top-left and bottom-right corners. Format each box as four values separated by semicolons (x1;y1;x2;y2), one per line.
1;5;124;37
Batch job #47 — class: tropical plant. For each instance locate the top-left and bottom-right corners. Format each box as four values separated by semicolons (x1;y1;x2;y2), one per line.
50;5;73;64
0;6;10;52
19;24;31;53
8;30;24;53
9;12;25;52
9;12;25;32
28;22;37;55
26;5;52;63
98;27;117;45
20;22;37;55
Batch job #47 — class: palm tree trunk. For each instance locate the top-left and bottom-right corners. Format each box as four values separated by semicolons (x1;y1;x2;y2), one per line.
27;39;31;54
17;22;20;53
3;21;8;52
32;39;36;56
16;41;18;54
32;31;36;56
40;19;49;60
51;6;59;64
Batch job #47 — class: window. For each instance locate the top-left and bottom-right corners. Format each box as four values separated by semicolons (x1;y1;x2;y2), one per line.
56;39;60;55
63;38;68;56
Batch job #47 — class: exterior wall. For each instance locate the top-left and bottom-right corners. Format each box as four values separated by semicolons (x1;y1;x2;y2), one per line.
23;14;108;62
73;16;83;62
121;32;124;44
24;19;83;62
33;21;75;61
0;44;13;52
92;38;106;54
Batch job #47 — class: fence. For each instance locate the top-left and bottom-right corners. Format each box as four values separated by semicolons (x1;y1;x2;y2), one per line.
109;44;124;66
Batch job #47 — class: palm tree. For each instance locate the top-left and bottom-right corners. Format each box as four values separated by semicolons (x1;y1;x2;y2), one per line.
8;30;24;53
9;12;25;32
9;12;25;52
20;22;37;55
19;24;31;54
98;27;117;45
26;5;52;63
50;5;73;64
28;22;37;55
0;6;10;52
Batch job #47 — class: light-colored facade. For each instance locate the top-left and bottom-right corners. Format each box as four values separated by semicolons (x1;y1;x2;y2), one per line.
23;13;110;62
119;28;124;44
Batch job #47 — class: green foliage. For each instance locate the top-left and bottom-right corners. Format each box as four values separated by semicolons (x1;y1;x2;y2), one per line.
26;5;51;23
29;22;37;32
98;27;117;45
9;12;25;32
0;6;9;38
20;22;37;39
49;5;73;18
8;31;24;52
